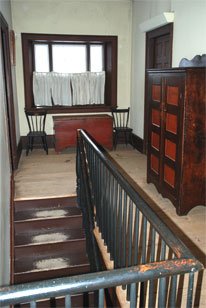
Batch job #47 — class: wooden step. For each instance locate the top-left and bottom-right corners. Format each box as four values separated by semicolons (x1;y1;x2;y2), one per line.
15;237;87;258
15;216;83;233
15;206;81;222
14;252;90;283
15;228;85;246
14;196;77;211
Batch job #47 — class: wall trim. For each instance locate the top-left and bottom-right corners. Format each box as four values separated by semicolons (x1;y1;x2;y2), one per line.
16;138;22;167
10;173;15;284
139;12;174;32
131;133;144;153
20;135;55;150
20;133;143;152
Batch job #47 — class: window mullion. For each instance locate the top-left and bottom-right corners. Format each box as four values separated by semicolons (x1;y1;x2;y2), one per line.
87;43;90;72
49;43;53;72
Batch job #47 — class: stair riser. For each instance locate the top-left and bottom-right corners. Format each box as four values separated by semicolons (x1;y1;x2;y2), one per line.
14;196;77;212
15;239;87;258
15;216;83;233
14;264;90;284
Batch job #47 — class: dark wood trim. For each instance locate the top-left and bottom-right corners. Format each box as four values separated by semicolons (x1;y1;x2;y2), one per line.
10;173;15;284
21;134;55;149
131;133;144;153
16;138;22;167
21;33;117;113
26;105;114;114
0;13;18;170
144;23;173;154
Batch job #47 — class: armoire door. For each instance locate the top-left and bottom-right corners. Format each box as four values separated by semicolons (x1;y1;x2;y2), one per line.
147;74;162;189
160;74;184;198
147;72;184;200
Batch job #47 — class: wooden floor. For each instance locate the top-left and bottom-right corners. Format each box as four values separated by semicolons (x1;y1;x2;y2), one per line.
14;146;206;306
14;148;76;199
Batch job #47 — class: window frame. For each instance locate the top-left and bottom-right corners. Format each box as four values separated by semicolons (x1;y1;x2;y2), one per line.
22;33;117;113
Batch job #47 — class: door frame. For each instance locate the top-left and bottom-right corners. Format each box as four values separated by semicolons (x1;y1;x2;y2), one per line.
143;23;173;153
0;12;17;170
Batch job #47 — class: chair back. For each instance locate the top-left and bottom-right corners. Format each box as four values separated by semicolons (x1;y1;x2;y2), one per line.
25;110;47;133
112;108;130;129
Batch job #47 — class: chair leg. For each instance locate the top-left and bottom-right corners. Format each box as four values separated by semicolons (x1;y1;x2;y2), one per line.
124;131;128;146
31;137;34;151
42;136;48;154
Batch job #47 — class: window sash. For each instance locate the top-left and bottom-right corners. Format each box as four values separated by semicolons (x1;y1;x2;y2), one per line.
33;42;104;74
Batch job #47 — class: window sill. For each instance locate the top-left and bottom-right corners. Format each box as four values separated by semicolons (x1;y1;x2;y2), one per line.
27;105;114;114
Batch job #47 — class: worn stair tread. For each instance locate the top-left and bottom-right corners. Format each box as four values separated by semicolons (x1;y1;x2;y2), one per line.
15;252;89;274
15;228;85;246
14;216;83;233
14;196;78;211
15;206;82;222
14;264;91;284
15;239;87;260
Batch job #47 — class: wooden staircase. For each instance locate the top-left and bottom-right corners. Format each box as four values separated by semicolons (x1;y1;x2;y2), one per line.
13;196;90;284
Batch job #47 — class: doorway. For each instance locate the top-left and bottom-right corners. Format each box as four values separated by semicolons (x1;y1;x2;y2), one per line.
144;23;173;153
0;13;17;170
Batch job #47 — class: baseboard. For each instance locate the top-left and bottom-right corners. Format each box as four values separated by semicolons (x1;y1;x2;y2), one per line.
20;134;55;149
16;138;22;167
10;173;15;284
131;133;144;153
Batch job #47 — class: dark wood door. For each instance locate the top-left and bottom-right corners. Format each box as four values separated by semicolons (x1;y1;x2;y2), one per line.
144;24;173;153
154;34;171;68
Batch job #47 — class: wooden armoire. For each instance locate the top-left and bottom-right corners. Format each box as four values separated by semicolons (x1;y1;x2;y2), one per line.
146;68;205;215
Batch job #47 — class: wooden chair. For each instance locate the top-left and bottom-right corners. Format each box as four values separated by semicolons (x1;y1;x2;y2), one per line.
25;110;48;155
111;107;133;149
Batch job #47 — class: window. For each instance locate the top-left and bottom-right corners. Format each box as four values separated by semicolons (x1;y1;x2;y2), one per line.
22;33;117;113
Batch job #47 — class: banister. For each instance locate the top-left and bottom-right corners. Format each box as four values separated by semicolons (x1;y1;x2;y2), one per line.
77;129;196;259
0;259;202;306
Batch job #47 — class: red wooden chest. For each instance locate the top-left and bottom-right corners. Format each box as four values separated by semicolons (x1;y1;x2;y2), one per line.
53;114;113;152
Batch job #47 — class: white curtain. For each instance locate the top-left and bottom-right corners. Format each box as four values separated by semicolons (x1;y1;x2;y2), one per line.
71;73;90;106
33;71;105;106
89;72;105;105
50;72;72;106
33;72;52;106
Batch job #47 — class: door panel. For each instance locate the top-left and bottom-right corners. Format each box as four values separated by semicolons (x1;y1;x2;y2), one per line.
144;23;173;153
154;34;170;68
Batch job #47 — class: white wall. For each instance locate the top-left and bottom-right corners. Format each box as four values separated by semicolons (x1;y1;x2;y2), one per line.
130;0;206;138
0;0;12;287
11;0;132;135
171;0;206;66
